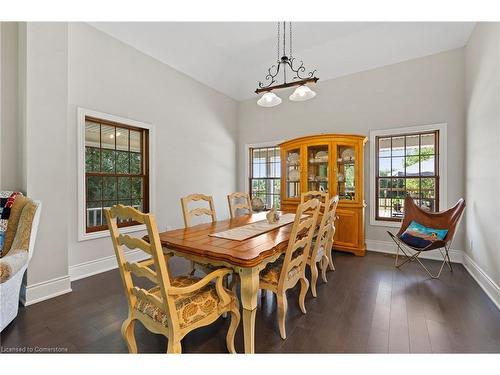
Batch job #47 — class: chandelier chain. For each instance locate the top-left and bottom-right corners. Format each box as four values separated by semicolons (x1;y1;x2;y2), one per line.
256;21;318;93
277;22;280;63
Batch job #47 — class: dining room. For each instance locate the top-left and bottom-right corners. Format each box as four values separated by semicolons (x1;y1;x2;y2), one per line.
1;2;500;372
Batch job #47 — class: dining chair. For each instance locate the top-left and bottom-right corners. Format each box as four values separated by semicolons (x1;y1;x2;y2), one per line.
181;193;217;275
307;195;339;297
105;205;240;353
180;193;217;228
259;198;320;339
300;190;328;213
227;192;253;218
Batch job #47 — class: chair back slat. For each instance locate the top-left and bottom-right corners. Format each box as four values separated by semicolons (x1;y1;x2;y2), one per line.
118;234;153;255
181;193;217;227
227;192;253;218
301;191;328;214
279;199;320;288
125;261;159;284
105;205;179;328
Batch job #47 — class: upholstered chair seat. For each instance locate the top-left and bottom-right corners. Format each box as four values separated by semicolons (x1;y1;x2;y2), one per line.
259;256;301;288
136;275;237;329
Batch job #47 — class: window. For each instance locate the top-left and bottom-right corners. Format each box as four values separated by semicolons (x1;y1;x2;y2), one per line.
78;108;152;241
375;130;439;222
249;146;281;209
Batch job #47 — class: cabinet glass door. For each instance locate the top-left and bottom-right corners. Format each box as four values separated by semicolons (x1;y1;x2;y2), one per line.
336;144;357;201
285;148;301;199
306;144;329;194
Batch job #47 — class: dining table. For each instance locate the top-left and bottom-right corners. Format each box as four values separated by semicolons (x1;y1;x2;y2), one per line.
157;210;295;354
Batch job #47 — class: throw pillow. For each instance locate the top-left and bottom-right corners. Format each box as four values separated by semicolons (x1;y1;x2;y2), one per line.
0;191;23;257
11;200;38;252
400;220;448;249
2;196;29;257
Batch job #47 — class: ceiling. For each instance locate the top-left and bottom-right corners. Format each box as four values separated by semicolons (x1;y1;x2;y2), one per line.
89;22;475;101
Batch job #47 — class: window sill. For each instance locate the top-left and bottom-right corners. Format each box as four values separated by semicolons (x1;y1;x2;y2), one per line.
369;219;402;228
78;223;147;242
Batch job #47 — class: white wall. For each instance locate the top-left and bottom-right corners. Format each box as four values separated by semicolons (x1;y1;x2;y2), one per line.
464;24;500;293
0;22;21;191
67;23;238;270
238;48;466;250
19;22;71;303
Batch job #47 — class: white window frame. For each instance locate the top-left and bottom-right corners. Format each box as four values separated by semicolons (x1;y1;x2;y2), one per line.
244;140;283;200
77;107;155;241
369;123;447;228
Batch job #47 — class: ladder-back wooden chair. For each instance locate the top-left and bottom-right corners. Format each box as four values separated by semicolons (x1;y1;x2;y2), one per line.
227;192;253;218
105;205;240;353
181;194;217;274
301;190;328;213
180;193;217;228
259;198;320;339
388;196;466;279
307;195;339;297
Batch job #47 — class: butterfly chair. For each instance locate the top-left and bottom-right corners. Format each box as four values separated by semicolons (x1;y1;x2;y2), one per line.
388;196;465;279
105;205;240;353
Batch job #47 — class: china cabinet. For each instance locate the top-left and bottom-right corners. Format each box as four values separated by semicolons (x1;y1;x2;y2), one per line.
279;134;367;256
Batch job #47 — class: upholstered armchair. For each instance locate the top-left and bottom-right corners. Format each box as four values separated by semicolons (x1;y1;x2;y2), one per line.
0;195;42;331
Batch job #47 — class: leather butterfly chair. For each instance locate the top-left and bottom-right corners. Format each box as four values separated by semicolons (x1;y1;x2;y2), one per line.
388;196;465;279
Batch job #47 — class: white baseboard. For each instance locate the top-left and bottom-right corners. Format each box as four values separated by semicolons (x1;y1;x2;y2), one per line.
365;239;463;263
462;253;500;310
69;249;150;282
20;275;72;306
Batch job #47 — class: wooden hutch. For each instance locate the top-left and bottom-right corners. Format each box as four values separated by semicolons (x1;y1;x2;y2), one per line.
279;134;367;256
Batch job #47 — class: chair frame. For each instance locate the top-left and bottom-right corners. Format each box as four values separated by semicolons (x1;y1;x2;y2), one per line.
259;198;320;339
388;196;466;279
180;193;217;228
227;192;253;218
105;205;240;353
300;190;328;213
308;195;339;297
181;194;217;274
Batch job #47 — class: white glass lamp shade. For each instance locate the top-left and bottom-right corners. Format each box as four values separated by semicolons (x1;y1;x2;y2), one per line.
257;92;282;107
289;85;316;102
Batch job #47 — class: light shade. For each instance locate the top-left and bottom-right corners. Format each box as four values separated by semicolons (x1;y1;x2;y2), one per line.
289;85;316;102
257;92;282;107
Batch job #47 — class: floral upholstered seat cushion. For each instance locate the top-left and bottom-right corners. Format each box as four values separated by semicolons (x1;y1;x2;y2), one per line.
259;256;301;287
135;275;232;329
308;242;325;263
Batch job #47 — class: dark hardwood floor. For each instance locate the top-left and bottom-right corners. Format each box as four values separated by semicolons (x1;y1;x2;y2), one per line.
2;251;500;353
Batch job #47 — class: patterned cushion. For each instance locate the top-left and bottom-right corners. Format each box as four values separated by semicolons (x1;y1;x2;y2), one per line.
0;192;23;257
0;262;11;283
2;196;29;257
308;241;325;262
0;249;29;283
135;275;230;329
400;220;449;249
260;256;301;286
10;200;38;252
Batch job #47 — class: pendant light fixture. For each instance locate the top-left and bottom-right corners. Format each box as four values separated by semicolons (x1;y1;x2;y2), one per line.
256;22;319;107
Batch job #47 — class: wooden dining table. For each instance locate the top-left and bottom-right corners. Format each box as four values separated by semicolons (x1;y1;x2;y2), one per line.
157;211;295;354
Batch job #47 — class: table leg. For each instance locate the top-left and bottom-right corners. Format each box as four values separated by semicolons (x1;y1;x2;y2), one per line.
238;267;260;354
